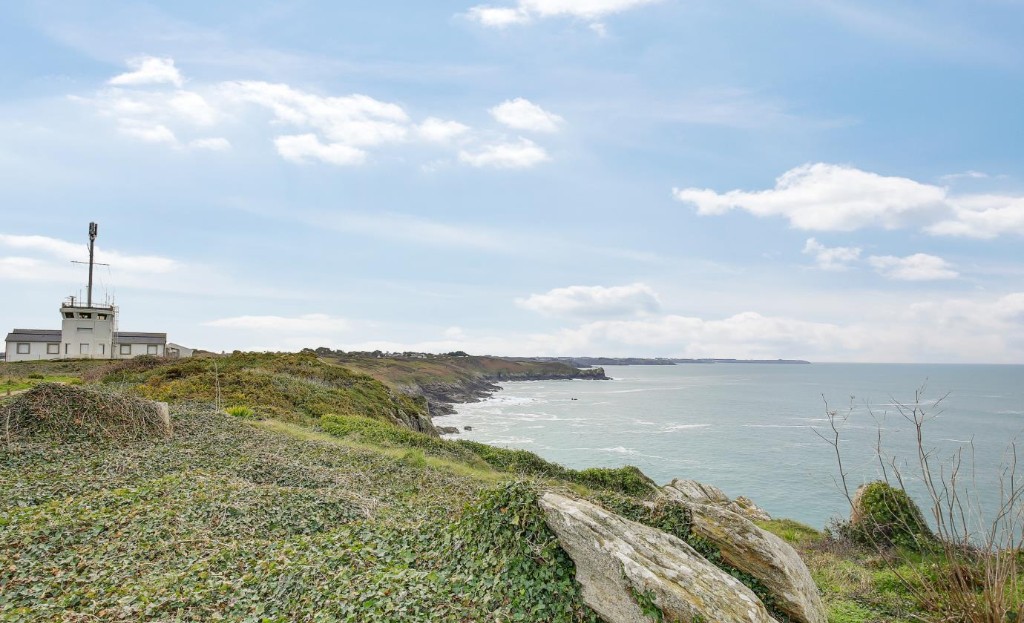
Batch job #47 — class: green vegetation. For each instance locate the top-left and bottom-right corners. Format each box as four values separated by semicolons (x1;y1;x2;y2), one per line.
94;352;433;431
224;405;255;418
320;414;656;496
0;353;1001;622
2;383;168;444
322;349;604;388
837;481;934;550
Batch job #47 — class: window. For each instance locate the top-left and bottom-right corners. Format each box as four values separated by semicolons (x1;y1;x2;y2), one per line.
79;313;92;319
16;343;30;354
64;344;69;355
80;343;90;355
120;344;132;355
47;343;59;355
147;344;159;355
98;314;108;320
99;344;105;355
77;327;93;333
64;312;74;319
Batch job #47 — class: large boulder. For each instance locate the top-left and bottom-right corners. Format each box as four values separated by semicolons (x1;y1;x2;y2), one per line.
664;478;772;522
539;492;779;623
663;484;825;623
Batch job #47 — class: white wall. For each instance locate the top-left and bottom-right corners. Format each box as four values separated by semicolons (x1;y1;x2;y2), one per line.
60;306;114;360
114;343;164;359
4;341;61;362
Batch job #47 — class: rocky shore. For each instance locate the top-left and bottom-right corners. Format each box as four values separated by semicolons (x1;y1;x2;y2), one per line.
415;366;609;417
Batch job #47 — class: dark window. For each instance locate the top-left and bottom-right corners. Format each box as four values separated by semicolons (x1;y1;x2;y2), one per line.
79;313;91;319
64;312;74;319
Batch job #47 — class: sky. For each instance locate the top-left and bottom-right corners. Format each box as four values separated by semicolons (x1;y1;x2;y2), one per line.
1;0;1022;363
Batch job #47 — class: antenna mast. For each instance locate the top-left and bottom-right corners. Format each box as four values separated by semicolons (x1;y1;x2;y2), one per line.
87;222;98;307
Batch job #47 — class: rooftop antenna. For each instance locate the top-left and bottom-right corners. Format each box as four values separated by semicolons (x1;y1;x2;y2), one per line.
70;222;109;307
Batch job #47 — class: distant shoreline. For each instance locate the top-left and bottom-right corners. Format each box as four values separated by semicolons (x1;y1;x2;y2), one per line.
514;357;811;367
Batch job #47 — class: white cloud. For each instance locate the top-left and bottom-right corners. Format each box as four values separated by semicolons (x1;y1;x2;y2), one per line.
83;60;559;171
674;163;948;231
205;313;348;334
418;117;471;143
224;81;409;147
802;238;861;270
108;56;183;88
310;211;513;251
459;138;550;168
490;98;563;133
467;6;530;26
189;137;232;151
927;194;1024;239
187;137;230;151
518;283;661;317
868;253;959;281
674;163;1024;238
467;0;662;27
118;120;178;145
274;134;367;166
169;91;218;125
0;233;180;274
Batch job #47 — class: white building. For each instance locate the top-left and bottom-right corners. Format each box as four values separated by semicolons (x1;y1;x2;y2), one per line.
4;223;190;363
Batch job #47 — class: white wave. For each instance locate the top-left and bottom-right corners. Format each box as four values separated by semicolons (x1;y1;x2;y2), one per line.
599;446;637;455
661;423;711;432
488;436;535;445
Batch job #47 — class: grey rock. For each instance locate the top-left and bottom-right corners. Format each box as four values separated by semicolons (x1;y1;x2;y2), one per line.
663;485;825;623
664;478;731;504
539;492;779;623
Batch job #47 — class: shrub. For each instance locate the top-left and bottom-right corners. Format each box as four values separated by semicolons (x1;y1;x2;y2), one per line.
225;405;255;419
1;383;169;444
818;389;1024;623
842;481;933;550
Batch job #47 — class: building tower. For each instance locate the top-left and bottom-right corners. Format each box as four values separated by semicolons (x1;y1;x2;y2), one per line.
59;222;116;359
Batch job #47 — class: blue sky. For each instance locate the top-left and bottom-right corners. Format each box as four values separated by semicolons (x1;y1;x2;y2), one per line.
1;0;1023;362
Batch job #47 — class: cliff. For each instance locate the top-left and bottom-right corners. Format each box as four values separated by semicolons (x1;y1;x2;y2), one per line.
319;350;608;415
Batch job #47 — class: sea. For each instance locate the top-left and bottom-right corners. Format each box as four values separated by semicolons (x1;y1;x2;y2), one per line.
442;363;1024;529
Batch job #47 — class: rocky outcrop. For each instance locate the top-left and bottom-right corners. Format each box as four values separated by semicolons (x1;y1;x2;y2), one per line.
436;425;460;435
663;482;825;623
539;492;780;623
734;496;772;522
663;478;772;522
406;368;609;417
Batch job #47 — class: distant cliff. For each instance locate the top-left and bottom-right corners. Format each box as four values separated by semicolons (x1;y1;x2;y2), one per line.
317;349;608;416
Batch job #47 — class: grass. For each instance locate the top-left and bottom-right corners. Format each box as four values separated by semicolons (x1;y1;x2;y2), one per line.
0;404;601;621
94;352;436;432
0;352;968;622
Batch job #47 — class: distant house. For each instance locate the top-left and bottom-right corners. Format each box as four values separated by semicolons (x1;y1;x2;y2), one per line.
3;223;191;363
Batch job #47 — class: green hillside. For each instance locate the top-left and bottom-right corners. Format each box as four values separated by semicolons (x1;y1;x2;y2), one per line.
0;353;976;622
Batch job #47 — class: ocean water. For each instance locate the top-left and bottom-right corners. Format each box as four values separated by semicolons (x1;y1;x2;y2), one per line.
442;364;1024;529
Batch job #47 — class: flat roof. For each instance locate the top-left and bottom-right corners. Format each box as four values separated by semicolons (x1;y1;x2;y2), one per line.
5;329;167;344
5;329;61;343
115;332;167;345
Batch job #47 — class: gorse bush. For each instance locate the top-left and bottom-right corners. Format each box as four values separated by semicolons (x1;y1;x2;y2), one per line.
838;481;933;550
